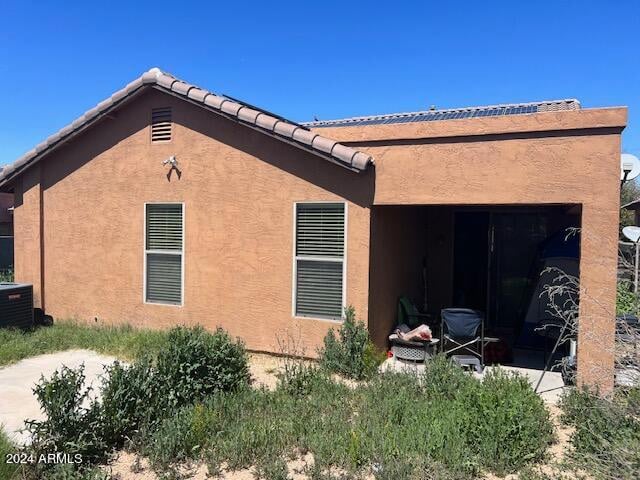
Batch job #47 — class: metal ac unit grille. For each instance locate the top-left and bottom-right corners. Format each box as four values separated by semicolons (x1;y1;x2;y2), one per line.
151;107;172;142
0;283;34;329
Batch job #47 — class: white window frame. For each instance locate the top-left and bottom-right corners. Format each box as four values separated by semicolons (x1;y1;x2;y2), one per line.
143;202;185;307
291;201;348;322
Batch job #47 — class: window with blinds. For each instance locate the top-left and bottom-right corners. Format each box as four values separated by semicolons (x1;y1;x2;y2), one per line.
294;203;345;319
151;107;172;142
145;203;183;305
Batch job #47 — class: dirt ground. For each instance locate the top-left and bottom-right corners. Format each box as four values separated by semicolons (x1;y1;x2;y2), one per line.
103;353;578;480
247;352;282;390
106;450;370;480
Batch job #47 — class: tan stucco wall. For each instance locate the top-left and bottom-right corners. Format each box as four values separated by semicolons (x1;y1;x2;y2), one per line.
13;89;373;355
368;206;429;347
327;111;624;391
13;168;42;305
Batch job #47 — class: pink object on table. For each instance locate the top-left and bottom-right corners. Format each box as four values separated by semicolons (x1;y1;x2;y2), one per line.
393;324;432;342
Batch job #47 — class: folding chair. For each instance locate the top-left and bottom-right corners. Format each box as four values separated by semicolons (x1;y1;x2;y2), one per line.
397;296;432;329
440;308;485;370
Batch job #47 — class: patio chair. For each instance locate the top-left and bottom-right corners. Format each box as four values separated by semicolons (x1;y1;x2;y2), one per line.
440;308;485;367
397;296;431;329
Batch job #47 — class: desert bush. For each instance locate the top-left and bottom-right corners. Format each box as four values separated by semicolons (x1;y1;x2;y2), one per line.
99;358;160;446
21;326;251;476
276;360;324;397
154;326;251;410
353;357;553;476
101;326;250;444
0;267;13;282
144;378;354;474
318;306;385;380
19;325;553;478
35;464;110;480
468;368;553;472
560;388;640;479
141;402;205;470
275;331;325;396
25;365;110;472
0;428;20;480
143;356;552;478
616;280;640;316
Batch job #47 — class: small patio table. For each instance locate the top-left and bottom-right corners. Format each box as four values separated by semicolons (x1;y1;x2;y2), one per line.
390;337;440;362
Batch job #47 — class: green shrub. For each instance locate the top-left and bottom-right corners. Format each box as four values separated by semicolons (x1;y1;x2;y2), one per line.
276;360;324;396
616;280;640;315
154;326;251;410
36;464;110;480
318;306;385;380
616;385;640;416
0;428;19;480
352;357;553;476
142;356;553;478
0;267;13;282
142;403;205;470
468;368;553;473
25;365;110;471
22;326;251;476
101;326;251;444
18;325;554;478
560;388;640;479
144;378;354;474
99;358;160;446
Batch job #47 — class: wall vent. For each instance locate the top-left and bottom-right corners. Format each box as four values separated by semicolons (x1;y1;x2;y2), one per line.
151;107;172;142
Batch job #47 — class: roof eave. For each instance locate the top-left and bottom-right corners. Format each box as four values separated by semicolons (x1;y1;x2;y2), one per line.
151;85;372;172
0;84;151;190
0;68;373;188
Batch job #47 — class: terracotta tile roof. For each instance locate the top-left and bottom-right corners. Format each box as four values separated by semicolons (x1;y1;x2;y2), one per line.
304;99;581;128
0;68;374;188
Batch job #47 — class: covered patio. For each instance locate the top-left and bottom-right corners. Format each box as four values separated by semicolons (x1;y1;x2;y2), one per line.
368;204;581;375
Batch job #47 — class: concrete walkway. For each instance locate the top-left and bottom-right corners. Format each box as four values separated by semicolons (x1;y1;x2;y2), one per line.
0;350;119;444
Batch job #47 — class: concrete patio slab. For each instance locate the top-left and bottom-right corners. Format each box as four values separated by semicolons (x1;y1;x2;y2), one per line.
0;350;119;444
380;357;567;404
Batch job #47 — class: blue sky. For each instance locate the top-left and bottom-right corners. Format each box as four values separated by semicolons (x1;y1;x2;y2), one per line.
1;1;638;166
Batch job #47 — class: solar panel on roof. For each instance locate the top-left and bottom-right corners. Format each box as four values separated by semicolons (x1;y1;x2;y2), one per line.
303;100;580;128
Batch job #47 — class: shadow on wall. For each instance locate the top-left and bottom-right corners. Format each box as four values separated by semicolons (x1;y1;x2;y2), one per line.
0;237;13;271
15;88;375;209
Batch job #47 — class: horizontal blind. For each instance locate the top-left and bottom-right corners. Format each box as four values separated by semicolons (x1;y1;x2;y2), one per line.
296;260;343;318
146;253;181;304
146;204;183;251
151;107;172;142
296;203;344;257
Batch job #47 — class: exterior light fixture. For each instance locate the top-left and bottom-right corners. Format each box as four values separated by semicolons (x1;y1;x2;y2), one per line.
162;156;181;181
162;155;178;168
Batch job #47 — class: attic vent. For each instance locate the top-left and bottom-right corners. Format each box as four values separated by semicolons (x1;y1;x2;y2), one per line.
151;107;172;142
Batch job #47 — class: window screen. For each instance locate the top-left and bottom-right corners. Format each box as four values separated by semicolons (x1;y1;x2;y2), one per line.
145;204;183;305
294;203;345;319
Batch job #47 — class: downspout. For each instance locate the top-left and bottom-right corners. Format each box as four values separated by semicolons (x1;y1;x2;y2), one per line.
39;180;45;311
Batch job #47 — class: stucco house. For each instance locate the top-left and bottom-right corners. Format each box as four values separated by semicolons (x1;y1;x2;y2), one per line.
0;68;626;389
